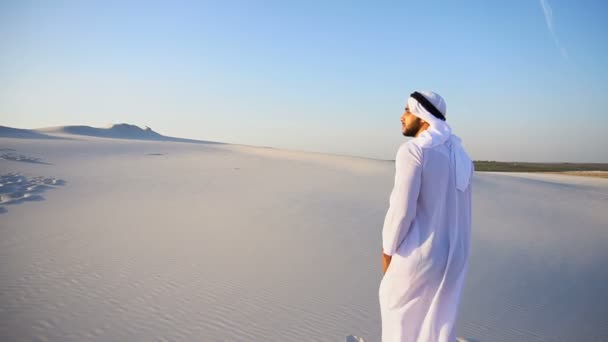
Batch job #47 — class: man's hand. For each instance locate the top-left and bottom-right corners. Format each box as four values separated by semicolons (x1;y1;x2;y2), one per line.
382;252;392;274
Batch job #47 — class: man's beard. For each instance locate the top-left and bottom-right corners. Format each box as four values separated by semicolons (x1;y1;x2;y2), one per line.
402;119;422;137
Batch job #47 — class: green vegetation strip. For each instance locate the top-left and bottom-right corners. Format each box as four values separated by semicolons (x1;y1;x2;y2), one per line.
473;161;608;172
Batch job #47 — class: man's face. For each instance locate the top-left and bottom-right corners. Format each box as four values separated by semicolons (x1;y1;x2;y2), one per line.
401;106;423;137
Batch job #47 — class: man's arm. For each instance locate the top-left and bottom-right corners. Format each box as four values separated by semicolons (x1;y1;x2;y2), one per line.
381;143;423;261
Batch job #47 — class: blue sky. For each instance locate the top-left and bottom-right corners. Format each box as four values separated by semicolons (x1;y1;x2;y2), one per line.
1;0;607;162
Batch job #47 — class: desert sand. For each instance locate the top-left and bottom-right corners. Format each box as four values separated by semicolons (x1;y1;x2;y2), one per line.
1;126;607;341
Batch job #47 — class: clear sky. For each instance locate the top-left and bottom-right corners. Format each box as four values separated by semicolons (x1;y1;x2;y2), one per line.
1;0;607;162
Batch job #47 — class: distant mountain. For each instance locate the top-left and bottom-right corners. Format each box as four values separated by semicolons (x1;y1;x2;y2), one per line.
1;123;220;144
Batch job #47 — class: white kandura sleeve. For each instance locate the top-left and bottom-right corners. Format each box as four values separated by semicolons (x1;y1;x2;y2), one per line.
382;143;422;256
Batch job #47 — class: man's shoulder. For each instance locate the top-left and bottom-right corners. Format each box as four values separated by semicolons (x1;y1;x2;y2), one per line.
396;140;423;165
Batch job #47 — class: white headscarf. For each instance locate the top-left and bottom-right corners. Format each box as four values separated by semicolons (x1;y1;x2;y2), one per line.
407;91;472;191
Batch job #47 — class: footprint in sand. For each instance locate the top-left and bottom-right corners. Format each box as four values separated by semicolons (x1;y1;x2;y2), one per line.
1;152;51;165
0;173;65;212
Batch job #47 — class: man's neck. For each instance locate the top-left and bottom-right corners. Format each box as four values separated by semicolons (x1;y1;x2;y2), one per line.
414;123;431;137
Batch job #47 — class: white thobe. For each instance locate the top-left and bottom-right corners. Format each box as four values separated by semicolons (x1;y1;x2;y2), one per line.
379;138;473;342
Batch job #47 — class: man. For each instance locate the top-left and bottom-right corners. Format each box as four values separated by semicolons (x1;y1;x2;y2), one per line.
379;91;473;342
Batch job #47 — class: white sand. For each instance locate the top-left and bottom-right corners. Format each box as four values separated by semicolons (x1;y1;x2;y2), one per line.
1;132;607;341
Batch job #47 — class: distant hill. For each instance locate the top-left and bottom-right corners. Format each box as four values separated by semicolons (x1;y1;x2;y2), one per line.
1;124;221;144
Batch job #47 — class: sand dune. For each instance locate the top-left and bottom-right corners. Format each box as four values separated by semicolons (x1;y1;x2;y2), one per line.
0;126;70;140
2;124;222;144
39;124;164;140
0;135;606;341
